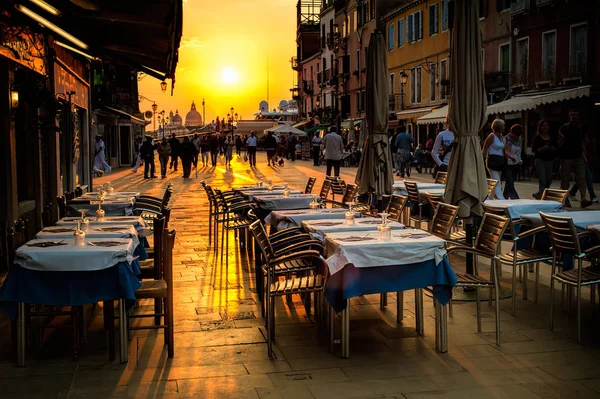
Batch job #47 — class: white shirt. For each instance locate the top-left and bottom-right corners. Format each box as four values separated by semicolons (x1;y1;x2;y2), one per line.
312;136;323;146
488;133;505;156
431;129;454;166
504;134;522;165
95;140;105;157
246;136;257;147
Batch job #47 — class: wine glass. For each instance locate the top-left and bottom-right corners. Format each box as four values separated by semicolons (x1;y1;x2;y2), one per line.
309;195;320;213
345;202;355;224
378;212;391;240
74;220;86;246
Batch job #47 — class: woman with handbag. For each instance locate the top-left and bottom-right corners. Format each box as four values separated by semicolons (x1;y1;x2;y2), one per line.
502;124;523;199
482;119;506;200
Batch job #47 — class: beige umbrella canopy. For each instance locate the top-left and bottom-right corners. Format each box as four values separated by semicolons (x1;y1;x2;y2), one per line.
444;0;488;218
355;30;393;199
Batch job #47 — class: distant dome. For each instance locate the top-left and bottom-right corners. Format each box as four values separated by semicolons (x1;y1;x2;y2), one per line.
185;101;203;127
171;110;183;125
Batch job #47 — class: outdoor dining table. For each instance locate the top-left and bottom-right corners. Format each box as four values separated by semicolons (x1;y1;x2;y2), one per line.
265;208;352;230
253;193;319;211
240;190;302;201
520;210;600;229
67;199;135;217
0;237;142;366
323;229;457;357
80;192;141;200
56;216;151;237
483;199;564;219
392;181;445;196
302;217;405;242
233;185;285;192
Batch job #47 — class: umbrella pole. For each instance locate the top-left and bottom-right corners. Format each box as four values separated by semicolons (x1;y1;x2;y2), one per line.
465;217;474;275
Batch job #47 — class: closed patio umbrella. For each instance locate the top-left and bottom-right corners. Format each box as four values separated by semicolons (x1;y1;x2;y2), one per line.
444;0;488;218
355;30;393;199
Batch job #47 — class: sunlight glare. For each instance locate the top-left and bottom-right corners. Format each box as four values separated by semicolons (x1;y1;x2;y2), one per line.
221;67;239;85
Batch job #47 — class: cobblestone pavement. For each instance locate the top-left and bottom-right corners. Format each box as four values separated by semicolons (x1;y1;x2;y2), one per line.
1;152;600;398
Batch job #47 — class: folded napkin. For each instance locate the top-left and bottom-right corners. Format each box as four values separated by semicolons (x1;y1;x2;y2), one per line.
87;240;127;247
311;221;344;227
26;241;68;248
395;232;431;239
42;228;74;233
337;236;375;242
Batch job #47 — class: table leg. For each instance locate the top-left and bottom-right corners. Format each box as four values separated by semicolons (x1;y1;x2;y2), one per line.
415;288;424;336
396;291;404;322
118;299;128;363
434;300;441;351
329;304;336;354
341;301;350;358
379;293;387;309
103;300;115;361
439;302;448;353
17;302;26;367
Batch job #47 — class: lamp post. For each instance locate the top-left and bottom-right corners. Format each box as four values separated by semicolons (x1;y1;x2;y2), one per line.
399;71;408;111
160;81;167;93
202;98;206;128
151;102;158;133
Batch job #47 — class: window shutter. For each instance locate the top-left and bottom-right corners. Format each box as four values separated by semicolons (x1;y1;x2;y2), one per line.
429;7;434;35
418;11;423;40
434;5;438;33
407;15;413;42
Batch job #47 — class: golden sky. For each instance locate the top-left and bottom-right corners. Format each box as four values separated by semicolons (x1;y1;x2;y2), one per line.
138;0;298;126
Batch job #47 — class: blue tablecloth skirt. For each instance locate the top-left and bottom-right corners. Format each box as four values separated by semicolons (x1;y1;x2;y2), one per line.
325;255;457;312
0;259;142;319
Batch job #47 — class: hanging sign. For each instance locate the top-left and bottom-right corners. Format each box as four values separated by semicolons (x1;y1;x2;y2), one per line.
0;22;46;75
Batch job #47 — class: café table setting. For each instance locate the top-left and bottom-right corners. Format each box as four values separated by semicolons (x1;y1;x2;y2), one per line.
302;217;405;242
265;207;352;230
240;189;302;201
483;199;563;220
393;181;445;196
253;193;319;211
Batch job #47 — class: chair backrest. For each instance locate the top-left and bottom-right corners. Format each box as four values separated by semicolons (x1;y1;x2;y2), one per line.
249;220;273;260
74;186;83;197
56;195;67;219
163;230;176;295
540;212;582;255
541;189;568;205
404;181;420;203
385;195;408;223
486;179;499;198
42;204;54;228
342;184;358;204
474;213;510;255
161;208;172;230
425;192;444;212
434;171;448;185
153;216;166;279
329;178;346;199
305;177;317;194
162;188;173;209
7;218;28;266
482;203;514;239
204;185;217;207
319;179;331;200
429;203;460;240
65;191;75;201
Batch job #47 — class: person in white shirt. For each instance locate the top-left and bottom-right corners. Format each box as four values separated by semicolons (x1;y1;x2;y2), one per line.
246;131;258;167
93;135;111;174
312;133;323;166
431;119;455;173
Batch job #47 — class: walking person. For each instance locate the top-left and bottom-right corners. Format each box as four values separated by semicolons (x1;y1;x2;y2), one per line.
235;135;243;156
224;135;234;166
168;133;180;171
287;132;297;161
503;124;523;199
208;133;220;167
394;127;413;178
192;134;201;168
431;120;454;175
180;136;196;178
567;128;598;203
247;131;258;167
324;127;343;177
264;132;277;166
531;119;556;199
157;137;171;178
312;133;323;166
558;109;592;208
140;135;157;179
482;119;506;200
390;129;399;174
200;136;210;167
131;137;143;173
93;135;112;174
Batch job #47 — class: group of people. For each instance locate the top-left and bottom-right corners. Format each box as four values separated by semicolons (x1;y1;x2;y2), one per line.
132;134;198;179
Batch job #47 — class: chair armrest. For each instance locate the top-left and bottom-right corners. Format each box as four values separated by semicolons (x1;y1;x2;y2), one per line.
271;234;313;252
515;225;547;240
138;195;161;202
273;240;324;257
270;226;304;240
133;204;162;214
322;199;347;208
446;245;496;260
577;231;595;239
135;199;163;207
581;245;600;258
228;202;254;212
270;250;322;266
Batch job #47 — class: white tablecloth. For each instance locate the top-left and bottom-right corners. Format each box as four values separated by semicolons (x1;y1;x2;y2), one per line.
56;216;150;237
67;201;134;217
80;192;140;200
234;185;285;192
484;199;564;220
36;225;140;249
521;210;600;229
15;238;136;272
393;182;445;196
254;194;318;211
324;229;447;275
241;190;301;201
303;218;405;242
265;208;351;230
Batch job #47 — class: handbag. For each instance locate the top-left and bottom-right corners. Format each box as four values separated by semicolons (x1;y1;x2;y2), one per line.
487;154;506;171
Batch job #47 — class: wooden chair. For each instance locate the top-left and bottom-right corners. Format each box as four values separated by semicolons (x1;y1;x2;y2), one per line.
405;181;432;229
127;230;176;357
541;189;568;205
426;193;465;243
56;196;67;219
540;212;600;344
446;213;510;345
218;195;256;266
140;216;165;280
318;179;332;200
486;179;499;199
329;178;346;201
304;177;317;194
429;202;463;244
434;171;448;185
323;183;358;208
385;194;408;223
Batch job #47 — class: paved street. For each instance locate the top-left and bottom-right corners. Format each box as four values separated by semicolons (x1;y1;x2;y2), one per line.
1;152;600;398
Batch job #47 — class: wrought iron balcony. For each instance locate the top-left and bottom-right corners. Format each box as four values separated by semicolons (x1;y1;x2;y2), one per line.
511;71;528;87
303;80;314;94
484;71;510;91
389;94;402;112
511;0;530;15
534;68;558;86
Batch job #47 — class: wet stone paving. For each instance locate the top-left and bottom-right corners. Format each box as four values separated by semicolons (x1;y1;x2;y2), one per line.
1;152;600;398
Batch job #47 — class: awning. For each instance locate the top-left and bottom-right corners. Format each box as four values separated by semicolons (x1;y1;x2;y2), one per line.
488;85;591;115
292;119;313;129
265;125;307;136
416;105;449;125
104;106;146;125
396;107;435;121
305;125;330;134
388;119;400;128
341;119;363;130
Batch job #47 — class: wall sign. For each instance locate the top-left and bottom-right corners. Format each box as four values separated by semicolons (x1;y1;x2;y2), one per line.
54;62;89;109
0;22;46;75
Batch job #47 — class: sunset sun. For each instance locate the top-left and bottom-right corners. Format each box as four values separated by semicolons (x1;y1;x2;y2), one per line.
221;67;239;84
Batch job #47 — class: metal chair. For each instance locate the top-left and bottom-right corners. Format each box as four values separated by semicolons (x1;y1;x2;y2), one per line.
434;171;448;184
425;193;465;243
304;177;317;194
541;189;568;205
323;183;358;208
447;213;510;345
385;194;408;223
56;196;67;219
405;181;432;229
318;179;332;200
540;212;600;344
218;197;255;266
486;179;499;198
127;229;176;357
328;178;346;201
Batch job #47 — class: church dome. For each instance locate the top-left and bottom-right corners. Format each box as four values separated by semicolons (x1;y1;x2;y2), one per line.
171;110;183;125
185;101;202;127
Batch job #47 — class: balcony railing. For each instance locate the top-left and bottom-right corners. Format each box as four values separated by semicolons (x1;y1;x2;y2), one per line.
302;80;314;94
563;63;586;81
534;68;558;86
511;71;528;87
511;0;530;14
484;71;510;91
389;94;403;112
536;0;552;6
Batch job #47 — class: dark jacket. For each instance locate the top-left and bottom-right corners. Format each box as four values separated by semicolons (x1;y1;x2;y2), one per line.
180;142;197;161
263;135;277;150
167;137;180;156
140;141;156;160
208;136;220;153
